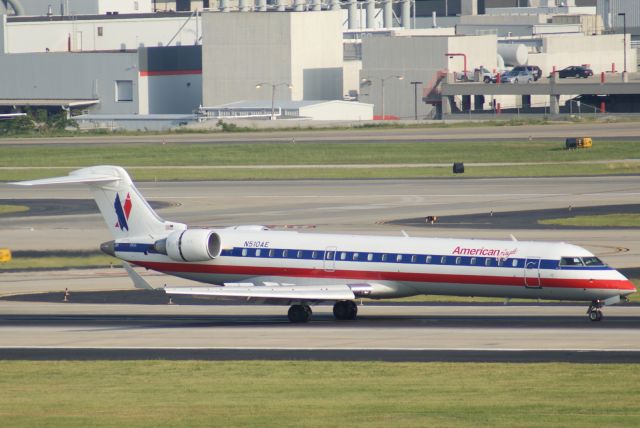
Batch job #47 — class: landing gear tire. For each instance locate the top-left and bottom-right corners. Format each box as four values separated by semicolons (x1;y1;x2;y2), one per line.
288;304;312;323
587;300;604;322
333;300;358;321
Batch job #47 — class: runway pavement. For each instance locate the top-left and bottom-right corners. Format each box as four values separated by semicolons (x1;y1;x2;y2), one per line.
1;175;639;361
0;302;639;362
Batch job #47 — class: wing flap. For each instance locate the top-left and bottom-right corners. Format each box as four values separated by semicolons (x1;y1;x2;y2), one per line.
164;284;357;301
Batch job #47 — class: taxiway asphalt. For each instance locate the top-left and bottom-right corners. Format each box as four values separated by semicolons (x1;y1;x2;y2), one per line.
1;121;640;145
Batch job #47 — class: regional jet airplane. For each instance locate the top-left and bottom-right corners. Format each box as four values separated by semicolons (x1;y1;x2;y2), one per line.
15;165;636;323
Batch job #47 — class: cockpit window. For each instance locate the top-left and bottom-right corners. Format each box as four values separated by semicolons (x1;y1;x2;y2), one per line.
560;257;584;267
582;257;605;266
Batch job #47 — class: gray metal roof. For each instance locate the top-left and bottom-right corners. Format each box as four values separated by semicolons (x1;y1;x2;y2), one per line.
207;100;370;109
0;99;99;107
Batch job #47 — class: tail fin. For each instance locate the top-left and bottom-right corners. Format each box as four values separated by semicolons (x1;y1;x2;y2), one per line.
13;165;184;239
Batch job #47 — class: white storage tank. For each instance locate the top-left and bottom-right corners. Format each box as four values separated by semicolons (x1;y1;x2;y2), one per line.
497;44;528;66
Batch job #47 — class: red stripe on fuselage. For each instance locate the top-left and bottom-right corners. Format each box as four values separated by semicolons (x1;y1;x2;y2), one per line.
133;261;635;291
139;69;202;76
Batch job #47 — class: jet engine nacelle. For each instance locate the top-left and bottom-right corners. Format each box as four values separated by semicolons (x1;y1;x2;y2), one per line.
155;229;222;262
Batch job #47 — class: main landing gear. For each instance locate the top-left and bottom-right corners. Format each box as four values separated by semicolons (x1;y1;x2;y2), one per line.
333;300;358;321
587;300;603;322
286;300;358;323
288;304;312;323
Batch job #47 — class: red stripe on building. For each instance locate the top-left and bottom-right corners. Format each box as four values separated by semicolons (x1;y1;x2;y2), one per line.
139;69;202;77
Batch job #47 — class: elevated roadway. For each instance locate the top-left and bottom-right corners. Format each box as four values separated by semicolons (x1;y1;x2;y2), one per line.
440;72;640;115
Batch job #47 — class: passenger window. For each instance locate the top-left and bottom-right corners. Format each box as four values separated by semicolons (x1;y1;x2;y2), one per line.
256;249;261;257
353;253;359;261
455;257;461;265
512;259;518;267
282;249;288;258
312;251;317;259
367;253;373;261
470;257;476;265
241;249;247;256
396;254;403;262
325;251;334;260
441;256;447;264
381;254;388;262
297;250;303;259
485;258;492;266
340;252;347;260
497;259;504;267
426;255;432;264
268;249;275;257
411;255;417;263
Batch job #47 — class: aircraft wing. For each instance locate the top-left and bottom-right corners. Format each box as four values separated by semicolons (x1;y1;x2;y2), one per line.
164;284;371;302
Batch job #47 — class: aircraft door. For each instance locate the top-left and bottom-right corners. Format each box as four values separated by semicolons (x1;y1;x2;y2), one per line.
524;257;542;288
324;246;337;272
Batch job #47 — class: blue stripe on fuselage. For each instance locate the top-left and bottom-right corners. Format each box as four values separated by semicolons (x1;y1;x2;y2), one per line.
114;243;612;271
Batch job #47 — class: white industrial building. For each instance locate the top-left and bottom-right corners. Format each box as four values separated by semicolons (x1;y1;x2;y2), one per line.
201;10;344;106
201;99;373;120
0;0;154;15
0;0;637;124
0;12;200;53
0;45;202;115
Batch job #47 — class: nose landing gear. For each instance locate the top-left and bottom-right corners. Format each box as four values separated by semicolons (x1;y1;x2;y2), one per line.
587;300;603;322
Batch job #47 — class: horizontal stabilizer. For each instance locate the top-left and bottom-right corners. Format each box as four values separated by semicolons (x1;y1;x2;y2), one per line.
12;172;119;186
164;284;357;302
12;165;175;239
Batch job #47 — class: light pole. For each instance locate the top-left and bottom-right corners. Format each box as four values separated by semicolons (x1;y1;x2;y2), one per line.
618;12;627;75
255;82;292;120
362;75;404;120
410;81;423;120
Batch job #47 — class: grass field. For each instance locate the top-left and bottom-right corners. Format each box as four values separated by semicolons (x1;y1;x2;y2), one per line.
0;204;29;214
539;213;640;227
0;361;638;427
2;140;640;181
0;254;116;270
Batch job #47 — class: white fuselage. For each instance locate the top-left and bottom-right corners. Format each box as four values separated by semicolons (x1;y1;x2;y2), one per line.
114;228;636;302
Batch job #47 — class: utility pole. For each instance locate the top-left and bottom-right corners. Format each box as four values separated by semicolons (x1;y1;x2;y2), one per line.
618;13;627;75
410;81;423;120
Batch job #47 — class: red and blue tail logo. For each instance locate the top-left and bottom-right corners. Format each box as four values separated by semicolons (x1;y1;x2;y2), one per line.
114;193;132;231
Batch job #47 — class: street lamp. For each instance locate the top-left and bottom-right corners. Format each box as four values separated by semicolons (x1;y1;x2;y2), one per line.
618;12;627;75
410;81;423;120
255;82;293;120
361;75;404;120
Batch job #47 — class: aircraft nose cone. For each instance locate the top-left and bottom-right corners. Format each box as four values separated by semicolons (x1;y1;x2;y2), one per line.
100;240;116;257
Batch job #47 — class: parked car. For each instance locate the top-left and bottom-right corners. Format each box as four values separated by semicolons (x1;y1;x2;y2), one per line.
501;69;534;84
512;65;542;81
557;66;593;78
